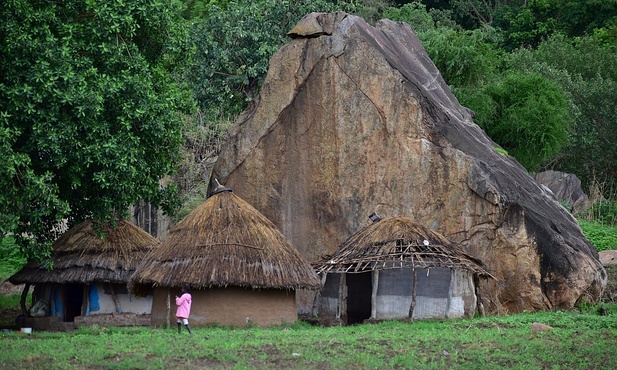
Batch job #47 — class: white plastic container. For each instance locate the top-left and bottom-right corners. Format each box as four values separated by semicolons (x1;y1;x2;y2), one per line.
21;327;32;334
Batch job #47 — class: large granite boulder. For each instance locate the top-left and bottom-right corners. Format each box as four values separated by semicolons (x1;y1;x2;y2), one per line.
211;12;606;313
534;170;591;214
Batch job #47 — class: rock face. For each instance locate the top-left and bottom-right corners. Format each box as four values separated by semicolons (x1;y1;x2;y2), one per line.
534;170;590;213
211;12;606;313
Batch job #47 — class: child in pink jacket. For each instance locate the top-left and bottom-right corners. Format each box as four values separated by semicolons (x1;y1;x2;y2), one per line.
175;284;192;334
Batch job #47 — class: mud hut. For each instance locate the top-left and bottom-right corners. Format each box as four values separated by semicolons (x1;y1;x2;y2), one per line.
9;220;158;330
313;215;493;324
130;185;321;327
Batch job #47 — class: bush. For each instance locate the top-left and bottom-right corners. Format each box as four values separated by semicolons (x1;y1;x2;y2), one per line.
0;294;22;309
578;220;617;252
466;71;571;172
0;236;26;281
585;201;617;226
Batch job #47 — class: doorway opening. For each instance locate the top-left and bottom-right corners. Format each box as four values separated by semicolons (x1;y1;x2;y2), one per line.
64;283;83;322
345;272;372;324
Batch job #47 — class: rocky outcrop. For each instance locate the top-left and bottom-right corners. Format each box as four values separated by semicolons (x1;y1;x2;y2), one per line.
211;12;606;313
534;170;590;213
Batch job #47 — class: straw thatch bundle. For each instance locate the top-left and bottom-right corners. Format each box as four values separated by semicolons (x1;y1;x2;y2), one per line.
130;188;320;296
314;216;493;277
9;220;159;285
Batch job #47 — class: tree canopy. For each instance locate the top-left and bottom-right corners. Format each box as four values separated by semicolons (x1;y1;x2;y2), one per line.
0;0;194;260
509;33;617;188
189;0;358;118
2;0;617;260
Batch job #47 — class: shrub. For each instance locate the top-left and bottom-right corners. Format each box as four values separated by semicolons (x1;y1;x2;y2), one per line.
578;220;617;252
0;236;26;281
586;201;617;226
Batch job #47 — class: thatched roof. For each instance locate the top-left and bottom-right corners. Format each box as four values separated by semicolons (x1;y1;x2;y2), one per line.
9;220;159;285
313;216;493;277
130;187;321;296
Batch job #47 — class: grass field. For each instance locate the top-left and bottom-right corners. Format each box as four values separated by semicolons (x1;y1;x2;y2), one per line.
1;224;615;369
0;305;616;369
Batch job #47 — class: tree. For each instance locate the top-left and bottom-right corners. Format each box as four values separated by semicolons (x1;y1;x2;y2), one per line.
461;72;571;172
355;0;395;25
509;34;617;192
384;1;437;33
0;0;195;260
180;0;230;20
419;26;503;87
383;2;502;87
449;0;528;28
494;0;559;50
554;0;617;38
189;0;359;119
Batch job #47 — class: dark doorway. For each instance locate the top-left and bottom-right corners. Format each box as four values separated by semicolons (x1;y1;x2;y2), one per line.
346;272;372;324
65;284;83;322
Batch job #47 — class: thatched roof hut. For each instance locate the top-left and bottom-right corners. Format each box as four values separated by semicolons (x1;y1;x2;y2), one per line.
313;216;493;324
130;186;320;327
9;220;159;328
10;220;158;285
314;216;491;276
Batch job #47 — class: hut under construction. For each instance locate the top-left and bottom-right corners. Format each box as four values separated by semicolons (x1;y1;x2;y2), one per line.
129;185;321;327
312;215;493;325
9;220;158;330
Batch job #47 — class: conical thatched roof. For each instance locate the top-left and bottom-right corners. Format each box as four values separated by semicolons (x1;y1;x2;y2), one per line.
9;220;159;285
130;187;321;296
313;216;493;277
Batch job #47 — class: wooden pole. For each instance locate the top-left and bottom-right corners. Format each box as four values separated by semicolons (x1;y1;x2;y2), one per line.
408;261;417;320
371;270;379;320
336;273;346;323
475;274;486;317
109;283;121;313
445;269;454;318
166;289;171;329
82;285;88;316
20;283;31;318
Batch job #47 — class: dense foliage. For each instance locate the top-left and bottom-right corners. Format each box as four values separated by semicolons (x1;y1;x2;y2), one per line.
0;0;194;260
189;0;359;118
1;0;616;261
462;72;570;171
509;34;617;189
0;236;25;281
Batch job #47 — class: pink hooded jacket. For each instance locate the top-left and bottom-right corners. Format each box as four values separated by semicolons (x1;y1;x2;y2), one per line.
175;292;192;319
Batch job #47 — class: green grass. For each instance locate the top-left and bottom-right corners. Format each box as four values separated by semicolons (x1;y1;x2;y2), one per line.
0;214;614;369
0;294;22;309
0;308;616;369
